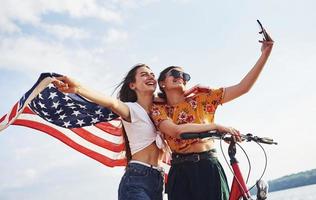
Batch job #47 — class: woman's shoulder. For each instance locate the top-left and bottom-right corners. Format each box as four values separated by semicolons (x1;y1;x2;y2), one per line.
185;91;208;100
188;87;223;98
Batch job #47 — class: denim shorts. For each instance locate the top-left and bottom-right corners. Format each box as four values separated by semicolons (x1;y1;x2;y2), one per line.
118;162;164;200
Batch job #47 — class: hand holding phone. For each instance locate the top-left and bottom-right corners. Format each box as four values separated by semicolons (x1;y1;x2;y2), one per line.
256;19;274;54
257;19;272;41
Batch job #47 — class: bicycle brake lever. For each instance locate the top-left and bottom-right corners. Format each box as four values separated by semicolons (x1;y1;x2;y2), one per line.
260;137;278;145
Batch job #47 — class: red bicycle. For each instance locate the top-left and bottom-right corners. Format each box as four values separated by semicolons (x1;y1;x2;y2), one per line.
180;131;277;200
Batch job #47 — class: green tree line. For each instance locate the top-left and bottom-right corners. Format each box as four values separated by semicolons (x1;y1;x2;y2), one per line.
268;168;316;192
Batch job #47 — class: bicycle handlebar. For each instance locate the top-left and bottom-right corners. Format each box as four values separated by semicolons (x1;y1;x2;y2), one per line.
180;131;278;145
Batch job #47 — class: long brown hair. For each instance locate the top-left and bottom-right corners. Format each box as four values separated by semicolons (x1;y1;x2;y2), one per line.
115;64;150;163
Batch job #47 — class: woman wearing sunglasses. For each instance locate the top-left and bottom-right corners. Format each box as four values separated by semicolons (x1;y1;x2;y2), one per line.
150;31;274;200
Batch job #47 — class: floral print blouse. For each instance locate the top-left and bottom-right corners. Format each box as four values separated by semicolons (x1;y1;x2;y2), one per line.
150;88;224;153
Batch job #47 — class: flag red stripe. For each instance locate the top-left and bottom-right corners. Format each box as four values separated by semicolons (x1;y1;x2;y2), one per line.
13;119;127;167
95;122;122;136
8;103;18;122
71;127;125;152
23;106;35;114
22;106;125;152
0;114;7;123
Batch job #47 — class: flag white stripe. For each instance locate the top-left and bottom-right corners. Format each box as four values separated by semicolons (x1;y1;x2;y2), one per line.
18;113;125;160
84;125;123;144
0;113;9;130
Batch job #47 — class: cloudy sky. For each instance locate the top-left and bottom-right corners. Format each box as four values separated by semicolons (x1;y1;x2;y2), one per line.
1;0;316;199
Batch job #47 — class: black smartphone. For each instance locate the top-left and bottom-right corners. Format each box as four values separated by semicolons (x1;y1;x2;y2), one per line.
257;19;269;41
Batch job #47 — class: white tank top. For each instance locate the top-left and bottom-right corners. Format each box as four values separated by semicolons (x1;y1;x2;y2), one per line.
122;102;164;155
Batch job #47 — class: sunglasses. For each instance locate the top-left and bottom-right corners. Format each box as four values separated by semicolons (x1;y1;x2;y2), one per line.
167;69;191;82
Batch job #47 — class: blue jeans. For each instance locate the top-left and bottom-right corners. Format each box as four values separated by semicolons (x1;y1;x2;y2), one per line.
118;162;164;200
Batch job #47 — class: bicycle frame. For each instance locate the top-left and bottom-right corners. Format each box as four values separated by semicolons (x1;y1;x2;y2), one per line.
228;139;252;200
180;132;275;200
227;138;269;200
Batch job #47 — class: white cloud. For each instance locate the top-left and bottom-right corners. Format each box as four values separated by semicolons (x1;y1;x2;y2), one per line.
0;0;122;33
0;17;21;33
60;0;122;22
112;0;159;8
0;35;111;80
40;24;90;40
103;28;128;43
24;169;38;180
172;0;192;3
0;36;76;71
0;34;124;93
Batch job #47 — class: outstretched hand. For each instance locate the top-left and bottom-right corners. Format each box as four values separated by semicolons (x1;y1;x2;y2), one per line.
52;76;81;94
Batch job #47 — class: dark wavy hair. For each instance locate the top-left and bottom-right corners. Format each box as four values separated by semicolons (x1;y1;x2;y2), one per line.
114;64;149;163
157;66;179;99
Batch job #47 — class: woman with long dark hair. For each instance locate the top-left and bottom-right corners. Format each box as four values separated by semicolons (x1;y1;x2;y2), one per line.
150;31;274;200
53;64;164;200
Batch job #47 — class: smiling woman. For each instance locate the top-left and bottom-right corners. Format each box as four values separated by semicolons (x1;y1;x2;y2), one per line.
53;64;165;200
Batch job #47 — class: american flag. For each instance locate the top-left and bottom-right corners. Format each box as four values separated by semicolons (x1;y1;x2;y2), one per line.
0;72;127;167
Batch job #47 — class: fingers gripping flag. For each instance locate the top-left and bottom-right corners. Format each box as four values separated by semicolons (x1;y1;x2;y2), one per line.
0;73;127;167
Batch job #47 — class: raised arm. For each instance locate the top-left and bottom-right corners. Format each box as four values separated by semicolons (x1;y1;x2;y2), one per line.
53;76;130;121
221;31;274;104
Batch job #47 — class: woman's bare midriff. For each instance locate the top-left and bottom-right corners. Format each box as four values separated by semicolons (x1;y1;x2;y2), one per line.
131;142;161;166
176;139;216;154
